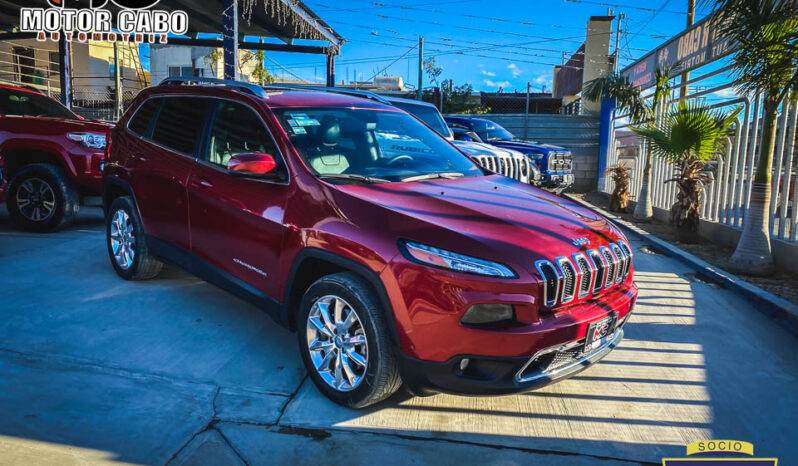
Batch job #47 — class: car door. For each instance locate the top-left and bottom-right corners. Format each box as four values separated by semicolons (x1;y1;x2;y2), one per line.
187;99;290;298
127;96;211;251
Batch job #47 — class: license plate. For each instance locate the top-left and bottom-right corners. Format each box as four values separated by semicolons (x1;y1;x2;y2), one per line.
584;316;613;353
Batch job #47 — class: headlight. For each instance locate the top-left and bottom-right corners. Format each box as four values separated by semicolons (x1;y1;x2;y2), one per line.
401;241;517;278
67;132;107;149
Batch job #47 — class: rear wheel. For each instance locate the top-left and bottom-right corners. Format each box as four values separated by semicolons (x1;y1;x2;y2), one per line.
106;196;163;280
7;164;79;232
297;272;402;408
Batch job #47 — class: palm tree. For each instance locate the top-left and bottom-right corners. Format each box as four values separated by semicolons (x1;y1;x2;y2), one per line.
706;0;798;275
633;102;742;234
583;65;676;222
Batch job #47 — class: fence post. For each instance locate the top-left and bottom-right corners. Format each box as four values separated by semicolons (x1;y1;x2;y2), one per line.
596;96;615;192
113;42;123;121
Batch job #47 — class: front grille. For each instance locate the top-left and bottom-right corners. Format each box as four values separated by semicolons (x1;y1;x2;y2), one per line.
474;155;531;184
557;258;577;303
600;247;617;289
589;250;605;293
611;243;625;285
547;152;573;172
536;241;632;308
618;241;633;278
535;260;561;307
574;253;592;298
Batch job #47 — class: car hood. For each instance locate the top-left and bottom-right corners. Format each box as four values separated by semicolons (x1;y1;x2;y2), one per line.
489;140;567;155
332;175;623;270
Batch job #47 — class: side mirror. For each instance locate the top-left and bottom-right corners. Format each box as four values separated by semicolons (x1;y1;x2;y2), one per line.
227;153;278;177
454;133;473;142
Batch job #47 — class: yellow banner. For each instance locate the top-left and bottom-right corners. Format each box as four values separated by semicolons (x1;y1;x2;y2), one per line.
686;440;754;457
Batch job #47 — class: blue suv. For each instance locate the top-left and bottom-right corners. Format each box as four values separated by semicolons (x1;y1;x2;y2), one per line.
445;116;574;193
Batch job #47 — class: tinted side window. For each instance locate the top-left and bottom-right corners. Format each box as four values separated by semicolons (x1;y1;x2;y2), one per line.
0;88;76;119
205;100;279;167
152;97;210;155
128;98;161;137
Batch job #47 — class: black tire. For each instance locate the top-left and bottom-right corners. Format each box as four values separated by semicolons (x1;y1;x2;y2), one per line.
106;196;163;280
6;163;79;232
297;272;402;408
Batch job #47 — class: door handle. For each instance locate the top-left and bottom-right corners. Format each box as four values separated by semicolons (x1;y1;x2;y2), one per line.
197;177;214;189
136;154;147;162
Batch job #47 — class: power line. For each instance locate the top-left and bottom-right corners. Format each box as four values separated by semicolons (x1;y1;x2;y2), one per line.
366;44;417;81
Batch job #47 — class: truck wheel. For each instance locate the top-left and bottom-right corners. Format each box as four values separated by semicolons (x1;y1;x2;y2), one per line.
7;164;79;232
298;272;402;408
106;196;163;280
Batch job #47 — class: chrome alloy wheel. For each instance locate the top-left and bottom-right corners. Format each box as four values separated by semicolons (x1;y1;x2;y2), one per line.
305;295;369;392
15;178;56;222
110;209;136;270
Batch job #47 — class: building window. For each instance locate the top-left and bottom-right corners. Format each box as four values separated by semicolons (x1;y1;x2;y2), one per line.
168;66;202;78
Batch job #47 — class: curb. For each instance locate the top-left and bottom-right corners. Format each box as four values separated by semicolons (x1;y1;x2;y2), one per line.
565;194;798;337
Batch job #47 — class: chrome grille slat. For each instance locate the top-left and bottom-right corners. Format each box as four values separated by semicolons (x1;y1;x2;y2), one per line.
588;249;605;294
573;253;593;299
556;257;577;304
535;260;561;307
611;244;625;285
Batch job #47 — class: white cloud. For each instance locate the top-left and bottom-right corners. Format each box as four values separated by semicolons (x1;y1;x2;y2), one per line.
508;63;522;78
712;87;738;99
483;79;511;89
481;70;496;77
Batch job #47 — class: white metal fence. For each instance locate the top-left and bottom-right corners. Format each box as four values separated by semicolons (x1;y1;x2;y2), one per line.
602;65;798;244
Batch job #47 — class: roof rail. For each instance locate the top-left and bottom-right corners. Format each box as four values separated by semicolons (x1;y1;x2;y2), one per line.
159;76;268;99
262;84;391;105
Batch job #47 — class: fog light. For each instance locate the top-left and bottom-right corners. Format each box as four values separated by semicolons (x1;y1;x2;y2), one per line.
460;358;470;371
461;304;515;325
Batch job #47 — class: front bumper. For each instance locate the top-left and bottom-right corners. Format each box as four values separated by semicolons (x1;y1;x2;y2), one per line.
401;322;626;396
541;173;574;188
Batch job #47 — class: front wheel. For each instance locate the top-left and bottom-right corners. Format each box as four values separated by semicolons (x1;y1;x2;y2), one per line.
6;164;79;232
297;272;402;408
106;196;163;280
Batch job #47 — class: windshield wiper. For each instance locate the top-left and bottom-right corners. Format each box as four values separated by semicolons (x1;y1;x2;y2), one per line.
402;172;465;182
318;173;391;184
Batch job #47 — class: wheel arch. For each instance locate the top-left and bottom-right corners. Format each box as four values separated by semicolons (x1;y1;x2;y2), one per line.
103;177;138;216
283;249;402;349
1;139;77;180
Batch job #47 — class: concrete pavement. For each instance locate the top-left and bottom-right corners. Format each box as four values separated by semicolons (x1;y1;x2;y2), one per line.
0;205;795;465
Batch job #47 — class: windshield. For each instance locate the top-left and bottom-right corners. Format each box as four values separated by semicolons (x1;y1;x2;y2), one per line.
390;101;451;138
469;120;515;141
276;107;482;183
0;88;77;119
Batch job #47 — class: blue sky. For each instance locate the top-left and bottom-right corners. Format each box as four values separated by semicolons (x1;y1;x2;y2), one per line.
242;0;714;91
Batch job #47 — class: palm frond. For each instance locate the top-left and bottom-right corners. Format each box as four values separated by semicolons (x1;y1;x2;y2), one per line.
703;0;798;101
582;72;647;123
631;102;741;165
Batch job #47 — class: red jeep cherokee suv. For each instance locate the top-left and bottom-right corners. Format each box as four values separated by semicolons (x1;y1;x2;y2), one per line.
0;84;112;231
103;78;638;408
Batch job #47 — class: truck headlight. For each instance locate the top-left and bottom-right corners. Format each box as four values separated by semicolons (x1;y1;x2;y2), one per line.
401;241;517;278
67;132;107;149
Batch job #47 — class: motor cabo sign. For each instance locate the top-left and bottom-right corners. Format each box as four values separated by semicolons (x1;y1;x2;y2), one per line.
20;0;188;44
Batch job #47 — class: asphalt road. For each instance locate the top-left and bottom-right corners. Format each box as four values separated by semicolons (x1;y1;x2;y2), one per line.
0;205;796;465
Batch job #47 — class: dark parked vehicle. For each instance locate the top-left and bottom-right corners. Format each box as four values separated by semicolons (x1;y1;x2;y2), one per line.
103;77;637;408
0;84;112;231
445;116;574;193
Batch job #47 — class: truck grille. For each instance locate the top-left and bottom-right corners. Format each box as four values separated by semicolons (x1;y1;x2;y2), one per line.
535;241;633;309
547;152;573;172
475;155;533;184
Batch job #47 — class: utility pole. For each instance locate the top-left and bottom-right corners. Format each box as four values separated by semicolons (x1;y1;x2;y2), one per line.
679;0;696;100
417;36;424;101
613;11;624;72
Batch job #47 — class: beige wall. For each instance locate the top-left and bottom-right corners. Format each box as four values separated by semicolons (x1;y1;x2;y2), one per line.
581;16;613;114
